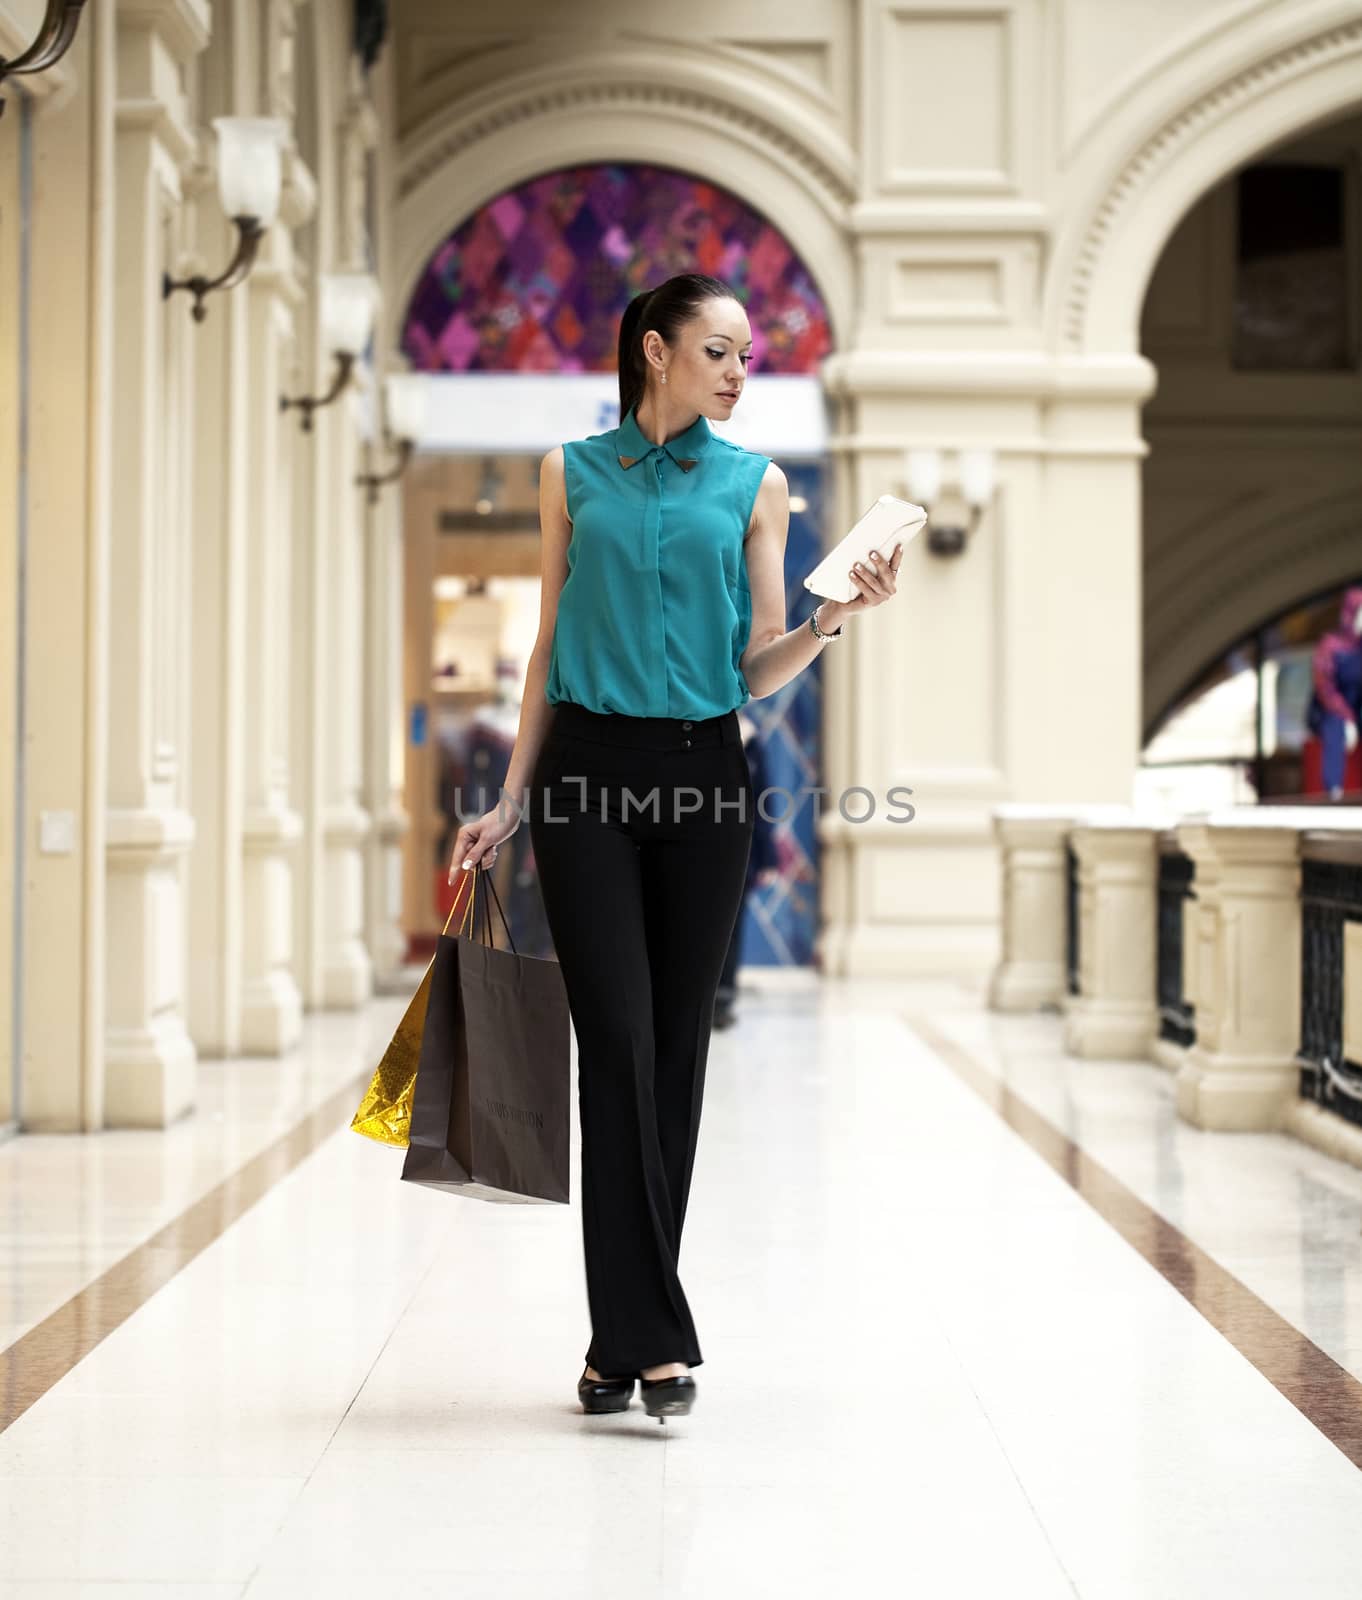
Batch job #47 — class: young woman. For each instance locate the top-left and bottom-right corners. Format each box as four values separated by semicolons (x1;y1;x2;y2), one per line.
448;273;903;1421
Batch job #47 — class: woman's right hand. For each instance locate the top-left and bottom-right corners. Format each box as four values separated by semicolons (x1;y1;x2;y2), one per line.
448;805;520;884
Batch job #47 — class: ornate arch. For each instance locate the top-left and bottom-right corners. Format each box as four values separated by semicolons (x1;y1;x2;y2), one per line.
389;47;855;356
1145;491;1362;737
1047;6;1362;355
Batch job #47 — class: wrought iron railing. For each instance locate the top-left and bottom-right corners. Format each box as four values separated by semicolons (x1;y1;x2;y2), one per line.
1298;833;1362;1128
1157;839;1196;1047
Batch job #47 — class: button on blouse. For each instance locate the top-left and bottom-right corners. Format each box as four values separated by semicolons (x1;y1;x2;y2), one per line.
545;406;772;721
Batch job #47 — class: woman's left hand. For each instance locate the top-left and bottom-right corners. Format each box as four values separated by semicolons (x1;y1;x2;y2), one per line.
844;545;904;612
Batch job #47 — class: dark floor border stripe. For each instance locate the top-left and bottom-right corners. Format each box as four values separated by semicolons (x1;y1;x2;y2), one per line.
903;1012;1362;1469
0;1062;376;1433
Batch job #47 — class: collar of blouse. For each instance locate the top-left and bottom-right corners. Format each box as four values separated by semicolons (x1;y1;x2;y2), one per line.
615;406;712;474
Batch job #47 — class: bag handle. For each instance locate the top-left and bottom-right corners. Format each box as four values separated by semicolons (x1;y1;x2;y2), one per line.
456;863;518;954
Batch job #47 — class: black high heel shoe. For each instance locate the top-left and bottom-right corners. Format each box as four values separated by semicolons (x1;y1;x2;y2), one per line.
578;1365;635;1414
639;1371;697;1423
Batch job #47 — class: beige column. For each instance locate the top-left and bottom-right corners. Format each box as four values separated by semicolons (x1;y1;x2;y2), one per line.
183;152;248;1056
319;75;379;1005
1174;812;1314;1131
1063;815;1161;1059
287;263;329;1007
240;206;308;1050
0;87;17;1130
988;806;1081;1012
399;457;438;949
362;470;411;985
317;373;374;1006
105;0;211;1125
809;0;1153;977
2;3;114;1130
362;46;410;987
287;55;378;1011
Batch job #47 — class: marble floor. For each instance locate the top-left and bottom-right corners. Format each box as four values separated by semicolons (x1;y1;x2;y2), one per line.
3;970;1362;1596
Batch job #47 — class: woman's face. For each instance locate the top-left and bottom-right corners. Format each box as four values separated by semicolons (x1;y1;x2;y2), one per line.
644;297;753;421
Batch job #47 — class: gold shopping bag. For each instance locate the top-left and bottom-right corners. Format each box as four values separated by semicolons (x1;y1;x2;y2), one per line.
350;881;473;1148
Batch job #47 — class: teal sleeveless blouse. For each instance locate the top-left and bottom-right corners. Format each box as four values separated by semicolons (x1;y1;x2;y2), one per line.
545;406;771;720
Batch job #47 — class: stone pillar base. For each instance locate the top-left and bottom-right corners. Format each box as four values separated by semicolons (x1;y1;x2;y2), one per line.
1149;1035;1188;1073
1063;996;1156;1059
241;975;304;1055
1176;1048;1297;1130
988;807;1078;1012
105;1021;196;1128
989;962;1067;1012
242;806;303;1054
322;800;373;1009
105;807;197;1128
323;947;374;1009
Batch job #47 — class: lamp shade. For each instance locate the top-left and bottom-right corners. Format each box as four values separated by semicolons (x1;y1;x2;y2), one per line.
212;116;288;226
904;448;943;507
321;272;379;358
959;449;997;509
384;373;428;442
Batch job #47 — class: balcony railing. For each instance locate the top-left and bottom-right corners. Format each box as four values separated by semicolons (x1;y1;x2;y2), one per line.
1298;833;1362;1129
1157;837;1196;1048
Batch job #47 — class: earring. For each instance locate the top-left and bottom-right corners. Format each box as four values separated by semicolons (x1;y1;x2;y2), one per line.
661;369;668;385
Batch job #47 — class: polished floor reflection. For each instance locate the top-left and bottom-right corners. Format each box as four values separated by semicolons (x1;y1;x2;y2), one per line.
3;972;1362;1595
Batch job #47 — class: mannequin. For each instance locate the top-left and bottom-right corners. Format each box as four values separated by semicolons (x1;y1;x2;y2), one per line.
1306;587;1362;800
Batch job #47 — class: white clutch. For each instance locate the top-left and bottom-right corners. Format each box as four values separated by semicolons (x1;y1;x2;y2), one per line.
802;495;927;604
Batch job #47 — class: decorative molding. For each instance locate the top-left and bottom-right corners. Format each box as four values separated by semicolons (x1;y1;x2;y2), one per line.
339;77;380;271
1061;18;1362;351
873;6;1016;195
819;349;1155;400
888;254;1008;324
850;198;1048;235
717;37;837;109
116;0;211;62
265;0;301;124
243;805;303;851
114;98;199;171
323;799;372;848
106;806;196;867
399;75;856;217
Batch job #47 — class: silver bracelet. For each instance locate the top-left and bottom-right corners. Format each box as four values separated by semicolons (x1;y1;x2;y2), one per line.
809;604;843;642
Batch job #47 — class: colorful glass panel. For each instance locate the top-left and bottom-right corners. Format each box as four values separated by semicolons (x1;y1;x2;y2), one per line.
402;163;832;374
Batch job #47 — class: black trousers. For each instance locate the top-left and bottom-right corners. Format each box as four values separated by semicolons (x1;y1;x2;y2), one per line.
526;700;755;1374
715;894;743;1009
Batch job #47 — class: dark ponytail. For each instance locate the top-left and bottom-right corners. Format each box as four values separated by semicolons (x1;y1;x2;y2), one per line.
617;273;737;423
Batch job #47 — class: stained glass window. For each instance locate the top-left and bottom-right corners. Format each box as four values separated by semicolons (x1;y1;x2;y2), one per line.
402;163;833;374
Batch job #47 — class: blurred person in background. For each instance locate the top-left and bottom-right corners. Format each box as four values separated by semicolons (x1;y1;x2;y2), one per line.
1306;585;1362;799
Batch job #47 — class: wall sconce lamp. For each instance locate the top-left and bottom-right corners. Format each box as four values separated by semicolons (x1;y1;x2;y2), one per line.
280;271;378;432
0;0;87;119
356;373;427;503
904;447;997;557
163;118;287;321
